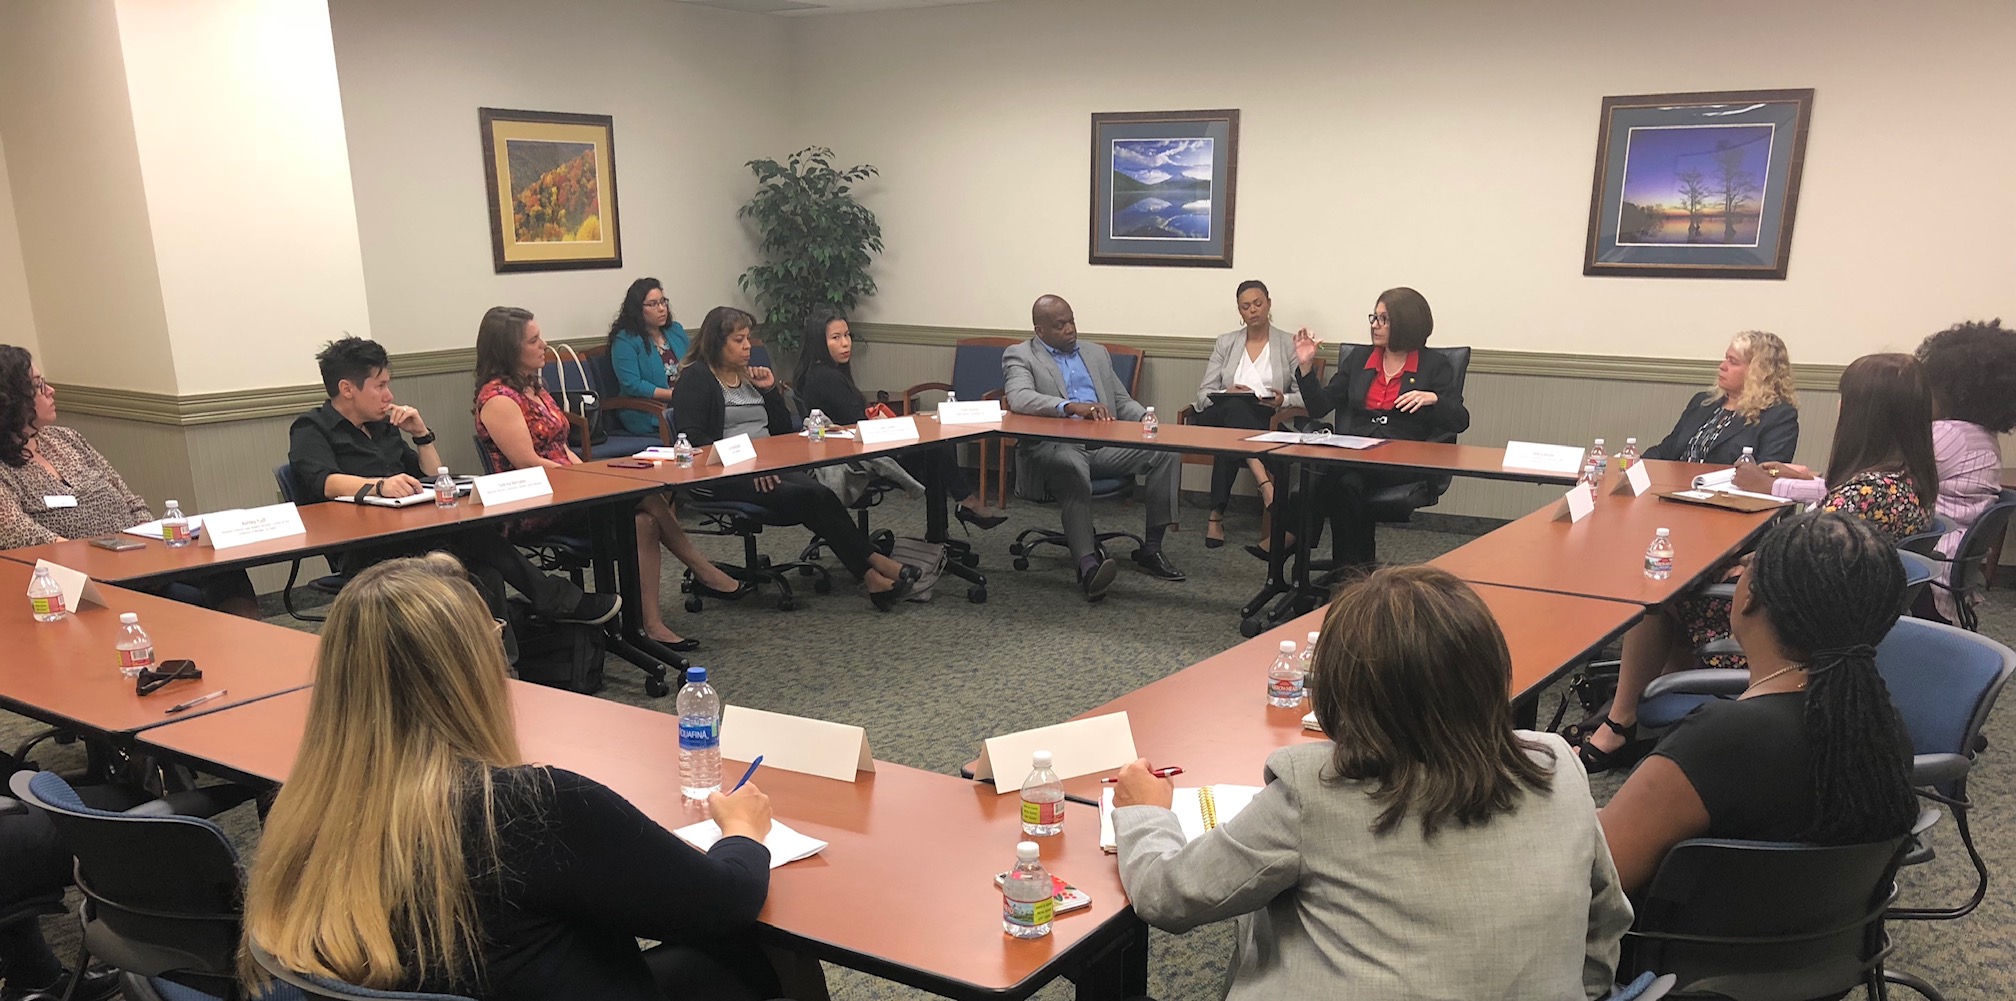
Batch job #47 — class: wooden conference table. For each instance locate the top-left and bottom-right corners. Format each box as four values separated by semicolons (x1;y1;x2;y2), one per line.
140;681;1146;1001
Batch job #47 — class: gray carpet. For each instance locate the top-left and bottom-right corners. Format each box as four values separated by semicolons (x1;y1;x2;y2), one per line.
4;492;2010;1000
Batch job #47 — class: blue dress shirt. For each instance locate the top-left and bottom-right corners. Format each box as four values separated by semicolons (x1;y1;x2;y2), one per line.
1040;338;1099;415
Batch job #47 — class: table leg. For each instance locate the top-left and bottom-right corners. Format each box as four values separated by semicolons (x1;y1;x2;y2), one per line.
1067;914;1150;1001
590;496;682;697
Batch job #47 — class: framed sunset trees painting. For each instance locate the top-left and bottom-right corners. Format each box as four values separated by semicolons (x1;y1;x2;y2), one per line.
1583;89;1814;279
479;108;623;273
1089;109;1240;268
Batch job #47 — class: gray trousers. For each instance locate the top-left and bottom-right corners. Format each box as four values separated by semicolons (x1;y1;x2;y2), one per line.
1022;440;1180;560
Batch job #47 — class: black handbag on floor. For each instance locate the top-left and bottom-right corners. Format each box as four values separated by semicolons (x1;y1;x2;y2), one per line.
506;597;607;695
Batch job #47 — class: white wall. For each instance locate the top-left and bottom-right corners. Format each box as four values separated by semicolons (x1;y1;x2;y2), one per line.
791;0;2016;364
0;132;38;359
328;0;795;362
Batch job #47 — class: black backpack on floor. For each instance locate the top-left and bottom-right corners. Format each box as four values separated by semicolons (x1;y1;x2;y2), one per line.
505;597;607;695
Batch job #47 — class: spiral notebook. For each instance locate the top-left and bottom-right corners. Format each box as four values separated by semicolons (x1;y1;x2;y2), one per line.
1098;785;1262;853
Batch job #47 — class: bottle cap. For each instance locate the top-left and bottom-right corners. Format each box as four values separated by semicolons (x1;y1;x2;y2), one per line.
1626;437;1637;444
686;666;707;684
1032;749;1052;768
810;409;823;417
437;466;450;475
1016;841;1040;861
1655;527;1671;537
1594;438;1605;445
119;612;138;624
1279;640;1296;654
1307;631;1320;644
1742;446;1754;453
1145;406;1156;413
165;499;179;506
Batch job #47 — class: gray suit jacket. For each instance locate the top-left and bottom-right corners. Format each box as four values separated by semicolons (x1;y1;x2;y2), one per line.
1116;735;1632;1000
1196;325;1302;411
1003;337;1145;422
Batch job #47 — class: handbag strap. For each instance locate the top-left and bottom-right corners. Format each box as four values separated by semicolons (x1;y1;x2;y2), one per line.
553;343;595;415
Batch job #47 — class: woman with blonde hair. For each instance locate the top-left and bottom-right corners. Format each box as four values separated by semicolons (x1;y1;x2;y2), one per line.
1641;331;1799;464
241;555;781;1001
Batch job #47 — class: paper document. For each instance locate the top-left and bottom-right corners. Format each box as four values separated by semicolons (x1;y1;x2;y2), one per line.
674;818;828;869
798;428;858;440
123;516;206;540
1099;785;1263;852
1688;467;1792;504
334;483;472;507
1243;431;1386;449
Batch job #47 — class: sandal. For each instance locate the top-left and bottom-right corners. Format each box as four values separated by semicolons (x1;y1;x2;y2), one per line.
1575;717;1649;775
1205;512;1226;548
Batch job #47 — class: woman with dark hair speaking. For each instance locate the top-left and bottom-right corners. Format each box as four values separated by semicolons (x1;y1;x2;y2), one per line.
1600;512;1919;893
605;277;688;437
1112;565;1631;998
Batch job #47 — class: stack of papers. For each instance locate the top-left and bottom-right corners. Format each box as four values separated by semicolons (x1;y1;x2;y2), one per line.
674;818;828;869
1243;431;1386;449
123;516;205;540
1687;468;1792;504
798;428;857;440
1098;785;1262;852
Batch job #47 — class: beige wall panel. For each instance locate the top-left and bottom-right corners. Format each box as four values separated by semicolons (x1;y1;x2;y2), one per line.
0;133;37;358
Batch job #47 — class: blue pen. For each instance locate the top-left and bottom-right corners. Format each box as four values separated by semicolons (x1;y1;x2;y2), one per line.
730;756;763;793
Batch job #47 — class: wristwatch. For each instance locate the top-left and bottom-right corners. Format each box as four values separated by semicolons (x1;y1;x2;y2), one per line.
411;431;438;446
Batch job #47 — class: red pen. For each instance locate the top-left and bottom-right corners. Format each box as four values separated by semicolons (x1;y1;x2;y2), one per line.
1100;767;1183;783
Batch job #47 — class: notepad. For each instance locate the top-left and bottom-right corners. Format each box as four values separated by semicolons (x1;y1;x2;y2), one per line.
1098;785;1262;853
1242;430;1385;449
673;819;828;869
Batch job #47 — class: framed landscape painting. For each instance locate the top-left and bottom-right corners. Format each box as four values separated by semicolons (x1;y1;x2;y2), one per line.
479;108;623;273
1089;109;1239;268
1583;89;1814;279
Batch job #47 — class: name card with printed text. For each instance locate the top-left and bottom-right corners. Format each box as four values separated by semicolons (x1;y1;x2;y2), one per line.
34;560;105;610
974;711;1137;793
856;415;922;445
1502;440;1589;476
202;503;308;550
707;433;759;467
1611;461;1654;497
720;705;874;783
938;399;1005;425
1554;483;1597;524
471;467;553;506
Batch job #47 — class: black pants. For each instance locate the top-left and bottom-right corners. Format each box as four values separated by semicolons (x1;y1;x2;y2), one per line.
696;473;879;578
0;808;70;987
135;569;257;612
1192;397;1278;511
1284;466;1428;567
896;443;974;503
336;527;585;619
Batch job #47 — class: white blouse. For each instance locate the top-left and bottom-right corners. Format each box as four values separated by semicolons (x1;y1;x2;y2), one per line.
1232;341;1275;399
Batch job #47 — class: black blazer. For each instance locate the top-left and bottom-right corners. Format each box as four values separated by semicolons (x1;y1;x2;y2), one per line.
1295;345;1471;442
796;364;867;426
1642;392;1799;465
668;366;793;447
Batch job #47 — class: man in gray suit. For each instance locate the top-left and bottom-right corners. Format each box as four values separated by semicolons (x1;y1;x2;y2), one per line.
1004;295;1183;601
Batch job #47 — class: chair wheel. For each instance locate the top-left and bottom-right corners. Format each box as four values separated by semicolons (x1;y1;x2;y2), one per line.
813;578;832;595
968;586;987;603
1008;543;1026;557
1012;557;1030;571
798;566;817;577
645;677;670;698
684;597;703;613
1239;616;1263;638
777;598;796;611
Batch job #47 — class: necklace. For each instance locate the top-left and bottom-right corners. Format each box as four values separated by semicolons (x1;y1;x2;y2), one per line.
1741;663;1807;697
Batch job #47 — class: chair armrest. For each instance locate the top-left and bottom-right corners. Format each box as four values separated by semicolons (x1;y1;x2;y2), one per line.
1177;404;1200;425
600;396;667;416
1642;668;1750;701
1912;806;1942;838
1699;582;1736;600
900;381;954;415
1696;636;1742;658
1269;407;1308;431
1912;752;1973;788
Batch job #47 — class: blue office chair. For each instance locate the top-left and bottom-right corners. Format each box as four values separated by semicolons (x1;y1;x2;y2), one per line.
1896;515;1956;559
1925;488;2016;631
272;463;348;622
895;337;1016;505
541;346;663;461
247;940;472;1001
1004;345;1149;570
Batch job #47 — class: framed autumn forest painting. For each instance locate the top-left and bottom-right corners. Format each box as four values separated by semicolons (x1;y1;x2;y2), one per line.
479;108;623;273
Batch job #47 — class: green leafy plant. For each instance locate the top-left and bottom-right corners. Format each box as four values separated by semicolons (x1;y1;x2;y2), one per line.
737;147;884;350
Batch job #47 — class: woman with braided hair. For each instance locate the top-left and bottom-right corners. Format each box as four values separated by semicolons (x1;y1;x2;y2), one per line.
1598;512;1918;893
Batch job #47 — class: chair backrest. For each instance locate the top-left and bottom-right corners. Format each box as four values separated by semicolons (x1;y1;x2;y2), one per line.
1874;616;2015;793
1626;836;1906;999
472;436;499;475
1331;343;1473;440
247;939;474;1001
1949;489;2016;599
1896;515;1956;558
273;463;302;505
9;771;245;989
951;337;1017;402
748;340;774;372
1103;343;1144;397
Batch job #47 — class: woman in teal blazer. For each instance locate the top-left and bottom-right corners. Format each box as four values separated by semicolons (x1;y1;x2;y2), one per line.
606;277;689;437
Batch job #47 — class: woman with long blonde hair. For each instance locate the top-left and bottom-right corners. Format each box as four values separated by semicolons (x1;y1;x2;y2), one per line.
1641;330;1800;464
241;555;779;1000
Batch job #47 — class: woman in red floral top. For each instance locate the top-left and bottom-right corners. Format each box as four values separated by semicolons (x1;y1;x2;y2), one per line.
474;307;742;652
1580;353;1937;773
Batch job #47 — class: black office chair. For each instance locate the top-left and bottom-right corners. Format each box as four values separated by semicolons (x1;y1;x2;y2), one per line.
783;385;899;567
247;939;470;1001
1926;488;2016;631
272;463;348;622
678;494;833;613
471;439;589;588
1004;346;1148;572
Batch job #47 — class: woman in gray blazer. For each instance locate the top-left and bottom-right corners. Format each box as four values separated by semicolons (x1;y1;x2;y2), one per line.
1192;281;1302;547
1113;566;1632;999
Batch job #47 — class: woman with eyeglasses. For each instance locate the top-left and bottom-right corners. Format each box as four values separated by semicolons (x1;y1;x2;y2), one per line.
1251;288;1470;569
0;345;259;617
606;277;689;437
1640;331;1799;465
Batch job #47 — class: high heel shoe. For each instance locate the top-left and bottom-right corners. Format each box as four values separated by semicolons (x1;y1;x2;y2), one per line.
956;505;1009;531
658;636;701;653
868;564;922;612
1205;513;1226;549
692;578;753;601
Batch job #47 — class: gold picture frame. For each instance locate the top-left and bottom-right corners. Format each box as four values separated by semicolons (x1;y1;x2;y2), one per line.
479;108;623;273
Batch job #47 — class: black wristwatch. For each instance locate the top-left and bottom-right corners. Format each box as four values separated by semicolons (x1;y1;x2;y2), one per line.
411;431;438;446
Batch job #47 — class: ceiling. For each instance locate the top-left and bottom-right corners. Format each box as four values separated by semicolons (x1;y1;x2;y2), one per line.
677;0;1008;15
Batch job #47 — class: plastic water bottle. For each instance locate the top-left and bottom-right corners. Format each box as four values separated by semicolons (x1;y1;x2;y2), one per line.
1644;528;1675;581
1618;437;1641;470
805;409;830;441
1734;446;1757;470
1300;630;1319;693
676;667;722;800
672;433;696;468
433;466;457;509
1020;750;1065;837
1589;438;1608;478
161;500;191;548
1267;639;1305;707
1001;841;1054;939
1580;455;1601;501
1141;406;1160;439
115;613;154;679
26;566;66;622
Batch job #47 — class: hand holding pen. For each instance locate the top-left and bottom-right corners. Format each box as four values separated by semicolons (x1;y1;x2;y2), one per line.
1108;759;1181;810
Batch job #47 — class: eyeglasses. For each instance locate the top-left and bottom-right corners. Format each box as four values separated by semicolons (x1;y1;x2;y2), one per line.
136;659;202;696
643;298;669;309
1366;314;1390;327
30;378;51;396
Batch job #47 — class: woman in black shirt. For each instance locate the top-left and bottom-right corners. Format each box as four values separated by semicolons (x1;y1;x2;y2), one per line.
241;555;785;1000
792;311;1005;529
1640;331;1800;465
1599;512;1918;894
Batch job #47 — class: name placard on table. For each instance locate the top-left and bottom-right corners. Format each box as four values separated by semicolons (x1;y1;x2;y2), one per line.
720;705;875;783
203;503;308;550
472;467;553;506
707;433;759;466
856;415;921;445
34;559;106;610
973;711;1137;793
1503;440;1588;476
1611;461;1654;497
938;400;1004;425
1554;483;1597;523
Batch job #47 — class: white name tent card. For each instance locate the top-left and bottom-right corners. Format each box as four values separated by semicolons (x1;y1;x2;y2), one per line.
719;705;874;783
202;504;307;550
707;433;759;467
1611;461;1654;497
938;399;1004;425
973;711;1137;794
34;560;105;610
471;468;553;506
1554;483;1597;524
1502;441;1588;476
856;415;922;445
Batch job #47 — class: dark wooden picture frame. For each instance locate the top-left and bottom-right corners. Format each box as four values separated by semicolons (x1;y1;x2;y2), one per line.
479;108;623;273
1089;109;1239;268
1583;88;1814;280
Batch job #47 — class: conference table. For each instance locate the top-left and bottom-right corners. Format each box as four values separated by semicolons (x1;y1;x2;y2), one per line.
139;681;1149;1001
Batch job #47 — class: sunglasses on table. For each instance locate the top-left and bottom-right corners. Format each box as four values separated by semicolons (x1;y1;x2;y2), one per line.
136;659;201;696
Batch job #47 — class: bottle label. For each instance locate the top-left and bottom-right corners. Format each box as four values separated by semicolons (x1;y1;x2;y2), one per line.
1021;800;1063;826
1269;676;1305;701
678;717;718;750
1645;554;1674;575
1003;893;1054;928
119;645;155;670
31;595;62;616
162;523;188;543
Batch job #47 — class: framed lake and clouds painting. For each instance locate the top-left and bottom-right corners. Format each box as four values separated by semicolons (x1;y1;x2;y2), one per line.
1583;89;1813;279
479;108;624;273
1090;109;1239;268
